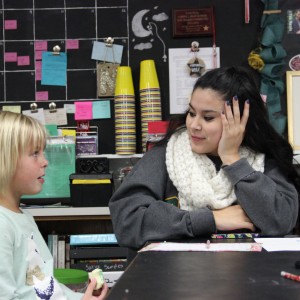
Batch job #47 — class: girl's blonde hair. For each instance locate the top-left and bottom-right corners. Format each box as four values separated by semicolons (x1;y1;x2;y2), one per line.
0;111;47;196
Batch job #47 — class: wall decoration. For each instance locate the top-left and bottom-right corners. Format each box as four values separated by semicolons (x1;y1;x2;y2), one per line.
286;71;300;150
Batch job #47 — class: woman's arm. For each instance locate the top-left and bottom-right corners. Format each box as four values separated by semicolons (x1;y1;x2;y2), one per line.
223;157;299;235
109;146;216;249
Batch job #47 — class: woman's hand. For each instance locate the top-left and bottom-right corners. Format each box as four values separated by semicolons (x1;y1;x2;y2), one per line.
81;278;109;300
212;204;255;232
218;97;250;165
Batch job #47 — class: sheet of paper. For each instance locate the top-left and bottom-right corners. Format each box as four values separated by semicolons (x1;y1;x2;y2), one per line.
92;41;123;63
22;137;75;199
254;238;300;251
41;51;67;86
168;47;220;114
22;108;46;124
139;242;262;252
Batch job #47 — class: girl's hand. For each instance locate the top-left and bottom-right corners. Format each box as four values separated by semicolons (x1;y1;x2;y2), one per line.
212;204;255;232
218;96;249;165
82;278;109;300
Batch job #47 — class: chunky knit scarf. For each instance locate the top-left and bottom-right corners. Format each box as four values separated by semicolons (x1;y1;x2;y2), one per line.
166;130;265;211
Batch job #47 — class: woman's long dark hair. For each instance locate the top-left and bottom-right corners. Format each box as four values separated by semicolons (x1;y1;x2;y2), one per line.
159;66;300;192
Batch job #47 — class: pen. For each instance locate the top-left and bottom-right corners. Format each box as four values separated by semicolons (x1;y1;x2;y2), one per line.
281;271;300;283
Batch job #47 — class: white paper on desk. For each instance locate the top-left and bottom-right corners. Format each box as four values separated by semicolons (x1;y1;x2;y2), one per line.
139;242;262;252
254;238;300;251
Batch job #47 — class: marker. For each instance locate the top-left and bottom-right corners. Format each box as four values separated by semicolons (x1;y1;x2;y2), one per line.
281;271;300;283
211;233;260;239
206;240;210;249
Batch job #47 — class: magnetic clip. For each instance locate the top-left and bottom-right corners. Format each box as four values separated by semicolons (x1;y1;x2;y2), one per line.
52;45;61;55
49;102;57;113
104;37;114;48
30;102;38;113
191;41;199;52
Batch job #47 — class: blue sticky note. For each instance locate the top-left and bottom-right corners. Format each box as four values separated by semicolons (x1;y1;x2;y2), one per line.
41;52;67;86
93;100;111;119
91;41;123;63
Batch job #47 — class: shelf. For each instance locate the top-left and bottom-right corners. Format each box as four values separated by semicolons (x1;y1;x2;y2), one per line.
23;206;110;221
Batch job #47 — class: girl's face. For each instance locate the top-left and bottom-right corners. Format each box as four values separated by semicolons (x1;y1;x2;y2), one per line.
10;146;48;200
186;87;224;156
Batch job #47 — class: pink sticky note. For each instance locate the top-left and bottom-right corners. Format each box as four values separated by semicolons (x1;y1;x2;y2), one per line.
36;69;42;81
35;60;42;70
36;91;49;101
66;40;79;49
17;56;30;66
75;101;93;120
5;20;17;30
5;52;17;62
35;50;44;60
35;41;48;51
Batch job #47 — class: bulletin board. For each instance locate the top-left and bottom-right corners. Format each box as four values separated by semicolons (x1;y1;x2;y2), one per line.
0;0;129;154
0;0;269;153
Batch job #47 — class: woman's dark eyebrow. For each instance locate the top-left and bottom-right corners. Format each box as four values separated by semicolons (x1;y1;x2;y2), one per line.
189;103;220;114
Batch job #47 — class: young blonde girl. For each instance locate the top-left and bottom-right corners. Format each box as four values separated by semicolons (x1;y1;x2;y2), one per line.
0;111;108;300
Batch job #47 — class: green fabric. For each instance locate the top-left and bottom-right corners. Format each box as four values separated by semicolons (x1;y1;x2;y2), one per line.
254;0;286;135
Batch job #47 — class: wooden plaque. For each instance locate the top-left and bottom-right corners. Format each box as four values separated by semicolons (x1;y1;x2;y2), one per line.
172;7;214;37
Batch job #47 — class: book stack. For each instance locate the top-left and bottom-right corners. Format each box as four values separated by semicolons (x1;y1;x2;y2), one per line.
69;233;127;287
48;234;69;269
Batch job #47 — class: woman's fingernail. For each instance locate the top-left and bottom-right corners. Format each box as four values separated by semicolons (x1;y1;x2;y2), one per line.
234;95;238;101
246;99;250;104
226;100;231;106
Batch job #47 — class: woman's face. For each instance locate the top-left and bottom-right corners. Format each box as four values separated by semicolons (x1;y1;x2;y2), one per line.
186;87;224;156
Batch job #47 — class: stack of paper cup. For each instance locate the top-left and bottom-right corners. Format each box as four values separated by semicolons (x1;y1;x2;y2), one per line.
114;66;136;154
139;60;162;152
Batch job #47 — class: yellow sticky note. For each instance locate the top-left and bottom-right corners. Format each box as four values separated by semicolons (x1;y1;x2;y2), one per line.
61;129;76;137
2;106;21;113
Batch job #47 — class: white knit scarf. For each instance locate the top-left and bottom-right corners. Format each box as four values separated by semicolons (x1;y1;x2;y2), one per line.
166;130;265;210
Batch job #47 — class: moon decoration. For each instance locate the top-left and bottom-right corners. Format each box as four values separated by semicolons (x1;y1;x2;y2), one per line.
132;9;152;37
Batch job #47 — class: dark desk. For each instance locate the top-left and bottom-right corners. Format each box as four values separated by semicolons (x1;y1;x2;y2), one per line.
106;249;300;300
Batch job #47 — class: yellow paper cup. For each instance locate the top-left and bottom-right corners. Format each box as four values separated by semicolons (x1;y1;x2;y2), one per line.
115;66;135;96
139;60;160;90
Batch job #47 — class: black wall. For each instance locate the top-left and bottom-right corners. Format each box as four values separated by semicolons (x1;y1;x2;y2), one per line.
0;0;267;153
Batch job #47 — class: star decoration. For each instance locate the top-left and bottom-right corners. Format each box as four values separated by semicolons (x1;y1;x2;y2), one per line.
187;58;206;77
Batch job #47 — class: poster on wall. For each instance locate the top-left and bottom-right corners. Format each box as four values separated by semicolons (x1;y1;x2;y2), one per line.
168;47;220;114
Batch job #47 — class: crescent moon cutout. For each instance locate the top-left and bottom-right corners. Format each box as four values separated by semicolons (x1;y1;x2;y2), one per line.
132;9;151;37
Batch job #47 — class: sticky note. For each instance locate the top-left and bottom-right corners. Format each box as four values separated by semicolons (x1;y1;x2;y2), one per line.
66;40;79;49
36;69;42;81
93;100;111;119
5;52;17;62
35;41;48;51
36;91;49;101
75;101;93;120
2;106;21;113
17;56;30;66
35;51;43;60
5;20;17;30
61;129;76;137
41;52;67;86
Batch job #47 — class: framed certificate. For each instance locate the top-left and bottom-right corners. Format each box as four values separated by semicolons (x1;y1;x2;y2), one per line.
172;7;215;37
286;71;300;150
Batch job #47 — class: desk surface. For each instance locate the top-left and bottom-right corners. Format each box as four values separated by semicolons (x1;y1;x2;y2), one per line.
106;250;300;300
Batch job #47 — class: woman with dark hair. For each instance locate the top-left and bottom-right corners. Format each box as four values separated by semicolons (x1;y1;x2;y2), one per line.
109;66;300;250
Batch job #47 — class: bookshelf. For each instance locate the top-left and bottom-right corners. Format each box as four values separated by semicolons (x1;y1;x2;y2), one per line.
25;206;110;221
